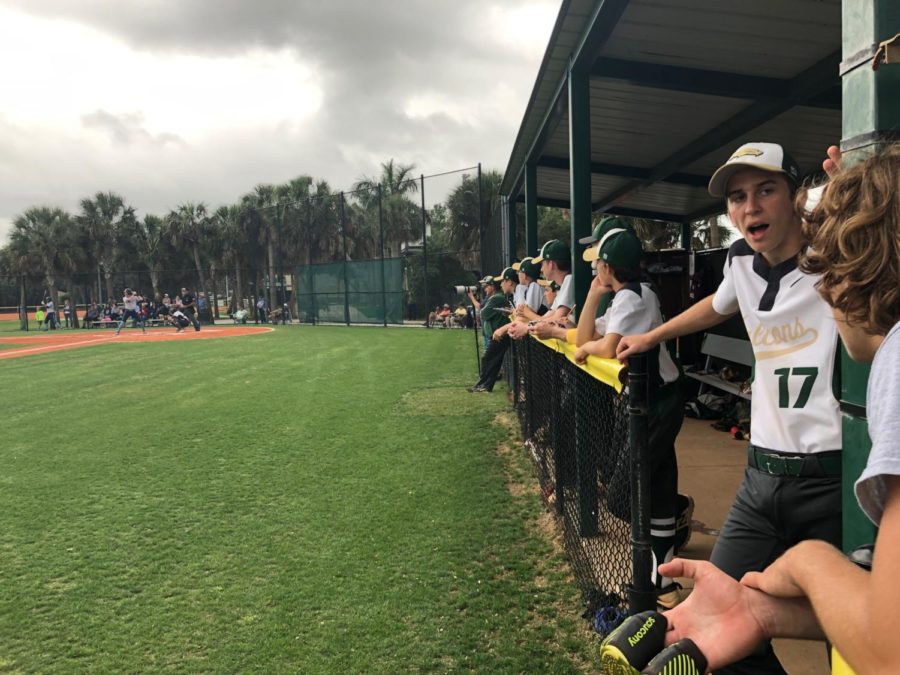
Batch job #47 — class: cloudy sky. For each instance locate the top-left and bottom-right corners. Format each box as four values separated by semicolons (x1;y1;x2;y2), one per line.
0;1;556;243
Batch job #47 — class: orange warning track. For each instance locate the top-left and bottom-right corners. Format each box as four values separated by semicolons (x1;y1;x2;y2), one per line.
0;326;273;360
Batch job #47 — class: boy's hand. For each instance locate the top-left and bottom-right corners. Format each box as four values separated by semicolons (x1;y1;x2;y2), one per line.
823;145;842;178
574;346;588;365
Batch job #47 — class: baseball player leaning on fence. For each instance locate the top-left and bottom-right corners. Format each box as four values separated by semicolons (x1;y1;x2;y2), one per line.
576;227;687;611
618;142;843;675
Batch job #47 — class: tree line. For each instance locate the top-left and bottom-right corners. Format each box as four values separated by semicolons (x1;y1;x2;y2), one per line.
0;160;504;326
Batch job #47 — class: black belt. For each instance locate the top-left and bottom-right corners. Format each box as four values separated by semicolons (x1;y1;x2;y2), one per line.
748;446;842;478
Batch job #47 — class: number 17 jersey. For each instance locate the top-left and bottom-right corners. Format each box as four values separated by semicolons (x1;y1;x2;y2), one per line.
713;240;841;455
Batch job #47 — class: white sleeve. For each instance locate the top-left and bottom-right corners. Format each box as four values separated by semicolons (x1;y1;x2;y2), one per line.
552;275;573;310
605;291;651;337
712;257;739;315
525;283;544;312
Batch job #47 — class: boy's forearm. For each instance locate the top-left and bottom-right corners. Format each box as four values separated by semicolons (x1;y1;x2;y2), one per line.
654;294;730;344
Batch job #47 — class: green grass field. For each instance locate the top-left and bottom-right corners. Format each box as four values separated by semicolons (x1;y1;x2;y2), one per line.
0;326;595;672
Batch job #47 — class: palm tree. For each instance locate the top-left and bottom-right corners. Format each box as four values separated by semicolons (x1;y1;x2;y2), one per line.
166;202;212;311
134;214;167;300
9;207;76;325
353;159;420;258
77;192;131;302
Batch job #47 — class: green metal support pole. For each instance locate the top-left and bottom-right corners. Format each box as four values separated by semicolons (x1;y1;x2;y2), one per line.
505;196;518;265
525;161;539;257
839;0;900;552
340;192;350;326
379;185;387;327
420;175;428;316
568;60;598;538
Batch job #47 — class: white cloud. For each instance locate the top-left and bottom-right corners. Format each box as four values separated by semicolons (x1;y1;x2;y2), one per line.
0;1;555;244
0;7;322;140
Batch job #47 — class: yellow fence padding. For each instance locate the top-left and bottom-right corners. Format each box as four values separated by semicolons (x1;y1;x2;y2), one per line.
530;334;626;393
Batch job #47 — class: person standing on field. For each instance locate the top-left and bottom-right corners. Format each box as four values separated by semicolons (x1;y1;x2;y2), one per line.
617;143;843;675
180;286;201;332
116;289;146;336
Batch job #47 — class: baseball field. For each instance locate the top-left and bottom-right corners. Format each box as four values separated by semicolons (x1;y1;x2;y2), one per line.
0;324;595;672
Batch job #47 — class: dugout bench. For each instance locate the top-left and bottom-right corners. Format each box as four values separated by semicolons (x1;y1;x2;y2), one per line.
685;333;754;400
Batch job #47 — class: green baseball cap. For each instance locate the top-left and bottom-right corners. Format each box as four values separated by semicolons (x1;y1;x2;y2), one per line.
532;239;569;264
537;279;560;292
517;257;541;279
495;267;518;283
589;230;643;268
578;216;635;245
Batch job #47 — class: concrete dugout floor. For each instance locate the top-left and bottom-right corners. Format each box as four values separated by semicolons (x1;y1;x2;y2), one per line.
675;418;829;675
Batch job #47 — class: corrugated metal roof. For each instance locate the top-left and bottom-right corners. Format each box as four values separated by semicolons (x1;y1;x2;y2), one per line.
501;0;842;222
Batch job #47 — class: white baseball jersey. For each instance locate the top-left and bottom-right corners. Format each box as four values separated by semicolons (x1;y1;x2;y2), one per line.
603;283;679;385
713;240;841;454
123;295;138;311
523;281;544;313
513;284;526;307
552;274;573;311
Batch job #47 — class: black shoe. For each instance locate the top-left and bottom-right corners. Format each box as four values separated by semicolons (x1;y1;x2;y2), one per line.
674;494;695;554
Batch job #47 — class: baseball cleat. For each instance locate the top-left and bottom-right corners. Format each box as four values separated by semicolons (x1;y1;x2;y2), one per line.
674;494;694;553
599;610;667;674
641;638;708;674
656;583;684;610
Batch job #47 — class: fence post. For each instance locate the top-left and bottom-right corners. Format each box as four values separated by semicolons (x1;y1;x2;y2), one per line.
627;354;654;613
340;192;350;326
420;175;428;319
576;372;599;537
378;185;387;327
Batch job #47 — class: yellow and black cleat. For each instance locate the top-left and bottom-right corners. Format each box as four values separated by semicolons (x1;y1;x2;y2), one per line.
641;638;708;674
599;611;667;674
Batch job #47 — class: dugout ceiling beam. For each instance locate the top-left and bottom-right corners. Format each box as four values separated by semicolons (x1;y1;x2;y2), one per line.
501;1;842;229
590;57;842;109
591;49;841;214
538;156;709;188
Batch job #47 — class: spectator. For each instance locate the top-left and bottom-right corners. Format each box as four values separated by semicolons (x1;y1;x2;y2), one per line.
438;303;452;328
617;142;843;674
63;300;72;328
82;302;100;328
576;229;687;608
35;305;46;330
531;240;573;324
649;146;900;675
256;296;268;323
508;257;545;339
467;272;516;392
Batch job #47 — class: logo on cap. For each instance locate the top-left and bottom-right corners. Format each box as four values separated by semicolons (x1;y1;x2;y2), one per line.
730;148;764;160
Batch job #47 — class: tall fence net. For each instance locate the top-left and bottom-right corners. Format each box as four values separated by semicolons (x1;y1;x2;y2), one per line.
511;337;637;613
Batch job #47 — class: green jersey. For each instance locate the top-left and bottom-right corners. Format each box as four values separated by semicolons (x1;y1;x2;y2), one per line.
480;292;510;337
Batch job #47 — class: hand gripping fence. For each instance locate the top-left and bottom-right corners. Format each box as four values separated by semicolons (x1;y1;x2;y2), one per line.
509;335;654;616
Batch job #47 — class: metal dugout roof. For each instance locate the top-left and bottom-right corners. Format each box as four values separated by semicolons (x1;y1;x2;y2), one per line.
501;0;842;224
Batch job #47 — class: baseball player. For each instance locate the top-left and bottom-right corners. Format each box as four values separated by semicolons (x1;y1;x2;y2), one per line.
576;229;686;609
468;271;516;393
608;145;900;675
617;142;842;674
116;289;146;335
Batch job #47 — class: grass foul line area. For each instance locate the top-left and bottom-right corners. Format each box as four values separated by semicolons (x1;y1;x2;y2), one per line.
0;326;595;672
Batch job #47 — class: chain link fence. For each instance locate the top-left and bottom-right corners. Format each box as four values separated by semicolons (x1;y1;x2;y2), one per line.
510;336;653;618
